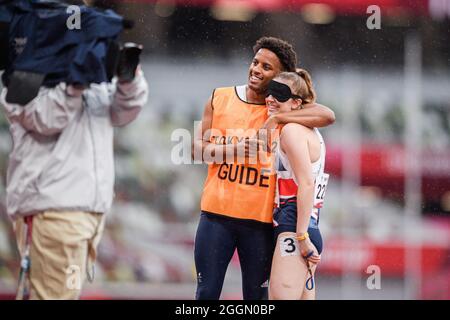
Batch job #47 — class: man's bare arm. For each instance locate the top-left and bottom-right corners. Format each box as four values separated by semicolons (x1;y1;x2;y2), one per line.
192;96;228;163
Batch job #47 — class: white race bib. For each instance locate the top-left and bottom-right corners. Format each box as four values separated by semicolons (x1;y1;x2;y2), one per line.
313;172;330;210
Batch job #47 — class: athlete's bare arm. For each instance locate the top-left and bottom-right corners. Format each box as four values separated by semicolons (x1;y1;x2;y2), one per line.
281;124;315;235
281;123;321;263
263;103;335;130
192;96;261;163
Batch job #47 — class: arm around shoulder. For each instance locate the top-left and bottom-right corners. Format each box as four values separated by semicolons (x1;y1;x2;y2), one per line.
306;102;336;126
270;102;336;129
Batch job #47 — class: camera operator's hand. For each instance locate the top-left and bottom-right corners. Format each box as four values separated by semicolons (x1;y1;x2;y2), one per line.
135;64;142;76
66;84;87;97
118;65;142;84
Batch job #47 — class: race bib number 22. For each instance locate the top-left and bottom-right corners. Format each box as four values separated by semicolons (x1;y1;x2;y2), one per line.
314;173;330;209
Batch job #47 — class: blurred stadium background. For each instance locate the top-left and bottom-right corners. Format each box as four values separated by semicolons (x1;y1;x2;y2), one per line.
0;0;449;299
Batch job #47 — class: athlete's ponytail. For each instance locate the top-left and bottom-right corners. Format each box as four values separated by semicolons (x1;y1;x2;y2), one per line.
276;68;317;105
295;68;316;104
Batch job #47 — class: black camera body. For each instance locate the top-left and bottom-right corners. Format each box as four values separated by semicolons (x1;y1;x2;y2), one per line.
0;0;142;105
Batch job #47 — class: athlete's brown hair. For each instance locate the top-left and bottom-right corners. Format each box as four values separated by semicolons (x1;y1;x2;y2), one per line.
277;68;317;104
253;37;297;72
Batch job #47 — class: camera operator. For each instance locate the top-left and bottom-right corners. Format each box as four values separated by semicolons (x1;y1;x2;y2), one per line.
0;0;149;300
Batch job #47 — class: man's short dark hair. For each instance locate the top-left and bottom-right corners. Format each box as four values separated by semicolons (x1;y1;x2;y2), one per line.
253;37;297;72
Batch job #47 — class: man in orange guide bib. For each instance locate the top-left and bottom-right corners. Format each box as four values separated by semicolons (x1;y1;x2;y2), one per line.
193;37;335;300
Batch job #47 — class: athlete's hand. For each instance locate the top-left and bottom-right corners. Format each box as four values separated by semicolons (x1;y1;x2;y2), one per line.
299;238;321;265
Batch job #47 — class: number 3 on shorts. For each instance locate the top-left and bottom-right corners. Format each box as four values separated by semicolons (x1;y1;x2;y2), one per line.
279;236;299;257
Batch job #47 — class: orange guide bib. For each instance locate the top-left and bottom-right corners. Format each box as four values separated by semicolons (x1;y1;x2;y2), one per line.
200;87;276;224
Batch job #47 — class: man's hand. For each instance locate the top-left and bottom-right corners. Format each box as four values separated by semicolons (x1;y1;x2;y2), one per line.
262;114;279;130
235;137;265;160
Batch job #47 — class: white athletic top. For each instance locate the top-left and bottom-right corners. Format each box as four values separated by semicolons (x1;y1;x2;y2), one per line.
275;127;327;220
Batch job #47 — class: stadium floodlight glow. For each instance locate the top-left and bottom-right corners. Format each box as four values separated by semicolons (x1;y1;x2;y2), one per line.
300;3;335;25
154;0;176;18
429;0;450;21
210;0;256;22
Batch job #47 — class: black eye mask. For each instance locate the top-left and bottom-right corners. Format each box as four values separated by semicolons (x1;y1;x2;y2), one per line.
266;80;302;102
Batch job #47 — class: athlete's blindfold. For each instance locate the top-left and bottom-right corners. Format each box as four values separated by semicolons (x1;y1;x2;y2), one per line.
266;80;302;103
